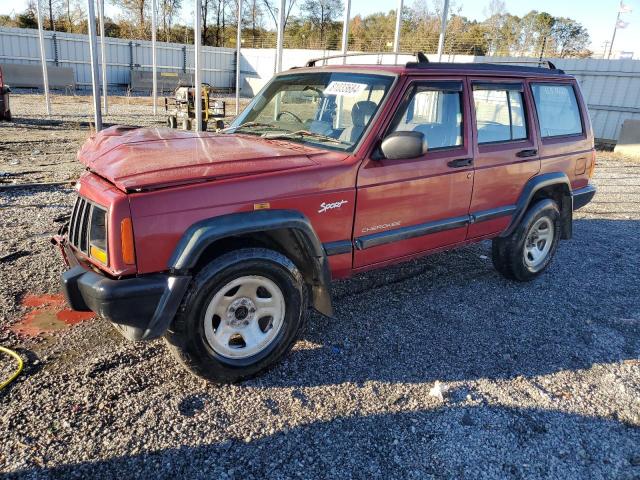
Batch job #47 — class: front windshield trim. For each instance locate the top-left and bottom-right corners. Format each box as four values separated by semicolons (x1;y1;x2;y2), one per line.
228;71;399;154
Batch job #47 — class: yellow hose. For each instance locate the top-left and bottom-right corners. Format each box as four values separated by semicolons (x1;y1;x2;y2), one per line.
0;346;24;390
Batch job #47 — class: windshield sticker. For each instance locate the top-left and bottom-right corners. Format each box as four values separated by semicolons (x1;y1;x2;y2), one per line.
323;81;367;97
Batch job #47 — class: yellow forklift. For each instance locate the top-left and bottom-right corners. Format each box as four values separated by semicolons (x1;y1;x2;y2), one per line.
164;83;226;131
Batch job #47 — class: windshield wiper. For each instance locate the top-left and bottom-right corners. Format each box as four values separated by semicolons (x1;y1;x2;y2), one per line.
223;121;283;133
261;130;351;146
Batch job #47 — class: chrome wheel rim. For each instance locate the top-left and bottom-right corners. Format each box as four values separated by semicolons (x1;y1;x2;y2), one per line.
524;217;554;269
203;275;285;359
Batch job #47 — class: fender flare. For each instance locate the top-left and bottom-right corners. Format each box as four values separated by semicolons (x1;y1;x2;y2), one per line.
168;209;334;317
501;172;572;238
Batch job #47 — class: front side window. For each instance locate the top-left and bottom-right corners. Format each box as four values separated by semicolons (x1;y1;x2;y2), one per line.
473;86;527;144
388;82;463;150
228;72;394;151
531;83;583;137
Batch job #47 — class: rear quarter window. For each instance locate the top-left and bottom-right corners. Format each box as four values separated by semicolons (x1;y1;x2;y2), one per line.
531;83;583;137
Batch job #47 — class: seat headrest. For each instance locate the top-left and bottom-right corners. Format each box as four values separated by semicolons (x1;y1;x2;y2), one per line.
351;100;377;127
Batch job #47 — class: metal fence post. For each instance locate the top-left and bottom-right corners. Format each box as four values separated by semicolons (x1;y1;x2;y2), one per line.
35;0;51;115
87;0;103;131
275;0;285;73
437;0;450;61
235;0;242;115
98;0;108;114
194;0;202;131
341;0;351;64
151;0;158;115
393;0;403;62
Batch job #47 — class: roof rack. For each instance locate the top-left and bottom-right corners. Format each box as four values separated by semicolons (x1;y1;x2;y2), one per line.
304;51;419;67
303;51;565;74
406;53;564;72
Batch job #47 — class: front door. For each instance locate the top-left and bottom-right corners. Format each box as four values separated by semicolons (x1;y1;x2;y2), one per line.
353;77;474;269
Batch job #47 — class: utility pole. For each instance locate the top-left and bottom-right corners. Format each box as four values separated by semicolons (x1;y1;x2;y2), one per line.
48;0;55;30
608;2;632;59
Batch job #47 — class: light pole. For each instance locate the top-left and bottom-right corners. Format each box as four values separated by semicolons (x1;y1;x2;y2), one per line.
608;2;632;59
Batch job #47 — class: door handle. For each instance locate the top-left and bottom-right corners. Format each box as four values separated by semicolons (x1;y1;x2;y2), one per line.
447;158;473;168
516;149;538;158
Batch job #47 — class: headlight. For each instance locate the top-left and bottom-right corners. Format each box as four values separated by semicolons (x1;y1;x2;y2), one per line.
89;205;108;264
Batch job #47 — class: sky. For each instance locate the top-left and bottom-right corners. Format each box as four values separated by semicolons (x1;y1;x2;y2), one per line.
1;0;637;57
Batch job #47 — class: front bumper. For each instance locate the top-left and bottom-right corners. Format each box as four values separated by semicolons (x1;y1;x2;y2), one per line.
55;238;191;341
572;184;596;210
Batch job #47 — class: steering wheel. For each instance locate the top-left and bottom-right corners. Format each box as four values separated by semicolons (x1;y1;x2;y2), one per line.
276;110;304;123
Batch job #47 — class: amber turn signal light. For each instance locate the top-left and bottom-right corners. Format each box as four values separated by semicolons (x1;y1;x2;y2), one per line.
120;217;136;265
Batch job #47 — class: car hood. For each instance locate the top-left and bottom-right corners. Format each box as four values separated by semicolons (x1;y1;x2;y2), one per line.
78;126;326;191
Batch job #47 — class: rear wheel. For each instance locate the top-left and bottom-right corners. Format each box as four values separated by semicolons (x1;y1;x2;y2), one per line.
164;248;306;383
492;199;561;281
167;115;177;128
182;118;191;130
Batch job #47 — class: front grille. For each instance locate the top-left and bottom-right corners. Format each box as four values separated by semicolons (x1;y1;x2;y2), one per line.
69;196;107;257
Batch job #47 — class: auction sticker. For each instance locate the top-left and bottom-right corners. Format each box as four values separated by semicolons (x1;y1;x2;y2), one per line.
323;81;367;97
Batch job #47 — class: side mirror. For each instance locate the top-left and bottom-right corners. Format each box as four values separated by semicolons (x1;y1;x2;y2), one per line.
215;119;225;131
379;131;427;160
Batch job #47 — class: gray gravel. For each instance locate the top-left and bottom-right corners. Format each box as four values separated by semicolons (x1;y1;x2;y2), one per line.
1;94;639;479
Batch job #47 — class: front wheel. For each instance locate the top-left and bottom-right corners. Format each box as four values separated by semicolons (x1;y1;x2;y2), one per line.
492;199;561;281
164;248;306;383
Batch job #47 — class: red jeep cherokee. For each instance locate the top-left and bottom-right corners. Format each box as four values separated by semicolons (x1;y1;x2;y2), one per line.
54;58;596;383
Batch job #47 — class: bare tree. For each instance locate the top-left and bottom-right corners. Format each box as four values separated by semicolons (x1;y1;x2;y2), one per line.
159;0;181;41
262;0;296;31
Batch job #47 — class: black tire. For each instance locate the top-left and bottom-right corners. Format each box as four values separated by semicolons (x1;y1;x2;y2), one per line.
491;199;561;282
164;248;307;383
167;115;177;128
182;118;191;130
201;120;207;131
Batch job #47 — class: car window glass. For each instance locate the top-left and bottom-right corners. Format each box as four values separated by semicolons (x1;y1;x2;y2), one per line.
473;87;527;144
231;72;393;151
390;85;463;150
531;83;583;137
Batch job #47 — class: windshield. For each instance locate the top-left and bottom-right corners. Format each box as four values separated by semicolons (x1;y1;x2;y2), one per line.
226;72;395;151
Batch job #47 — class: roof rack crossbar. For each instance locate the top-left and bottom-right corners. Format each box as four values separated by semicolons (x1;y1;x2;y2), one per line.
304;51;424;67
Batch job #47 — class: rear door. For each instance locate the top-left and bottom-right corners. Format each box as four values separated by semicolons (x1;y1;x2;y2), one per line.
353;76;474;269
467;78;540;238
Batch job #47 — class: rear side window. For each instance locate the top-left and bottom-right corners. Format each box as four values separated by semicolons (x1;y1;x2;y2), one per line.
473;85;527;144
389;82;463;150
531;83;583;137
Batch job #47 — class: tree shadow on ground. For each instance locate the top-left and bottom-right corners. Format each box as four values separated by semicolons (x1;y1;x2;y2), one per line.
249;219;640;388
9;404;640;479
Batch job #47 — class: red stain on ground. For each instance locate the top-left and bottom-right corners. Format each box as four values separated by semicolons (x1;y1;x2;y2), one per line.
11;293;94;337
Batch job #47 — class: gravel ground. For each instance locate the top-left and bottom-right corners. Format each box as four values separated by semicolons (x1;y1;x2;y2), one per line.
1;94;639;479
